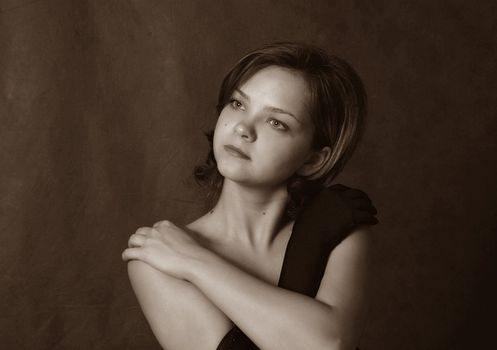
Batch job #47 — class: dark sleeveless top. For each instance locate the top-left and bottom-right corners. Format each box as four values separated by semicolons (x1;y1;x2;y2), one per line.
216;217;358;350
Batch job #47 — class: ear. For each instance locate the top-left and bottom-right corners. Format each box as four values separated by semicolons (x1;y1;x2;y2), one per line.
296;146;332;177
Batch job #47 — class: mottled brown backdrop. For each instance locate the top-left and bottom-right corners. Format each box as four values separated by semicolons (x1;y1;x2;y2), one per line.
1;0;496;349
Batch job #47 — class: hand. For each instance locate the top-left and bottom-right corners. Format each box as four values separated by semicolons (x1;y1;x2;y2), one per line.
122;220;204;280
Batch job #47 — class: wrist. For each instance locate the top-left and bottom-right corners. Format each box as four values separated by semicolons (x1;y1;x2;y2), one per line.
183;245;216;283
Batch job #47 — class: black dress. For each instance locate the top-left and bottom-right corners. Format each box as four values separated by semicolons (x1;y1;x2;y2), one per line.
216;218;357;349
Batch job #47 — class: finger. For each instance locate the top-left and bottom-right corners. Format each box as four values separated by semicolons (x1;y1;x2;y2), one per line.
135;226;153;236
122;247;145;261
128;233;147;248
153;220;173;228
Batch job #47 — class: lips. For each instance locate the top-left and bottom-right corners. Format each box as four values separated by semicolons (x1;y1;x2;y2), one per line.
224;145;250;159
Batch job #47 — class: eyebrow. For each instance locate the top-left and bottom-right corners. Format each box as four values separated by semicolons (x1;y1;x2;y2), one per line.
234;88;301;124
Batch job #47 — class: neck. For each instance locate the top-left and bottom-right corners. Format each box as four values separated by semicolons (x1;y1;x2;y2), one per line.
208;179;290;249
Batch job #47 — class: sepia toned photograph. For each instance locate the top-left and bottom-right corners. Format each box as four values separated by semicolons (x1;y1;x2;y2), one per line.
1;1;495;349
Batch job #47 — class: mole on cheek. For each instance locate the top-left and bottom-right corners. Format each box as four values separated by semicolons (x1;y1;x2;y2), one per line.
224;123;227;126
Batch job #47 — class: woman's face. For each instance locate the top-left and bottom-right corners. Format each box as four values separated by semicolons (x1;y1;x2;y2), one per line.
213;65;316;187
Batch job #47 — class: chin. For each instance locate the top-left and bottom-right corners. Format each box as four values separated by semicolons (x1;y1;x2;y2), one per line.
219;166;287;189
217;163;251;183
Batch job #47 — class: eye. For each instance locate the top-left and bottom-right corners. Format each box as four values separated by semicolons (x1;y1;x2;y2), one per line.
229;98;244;110
268;119;287;131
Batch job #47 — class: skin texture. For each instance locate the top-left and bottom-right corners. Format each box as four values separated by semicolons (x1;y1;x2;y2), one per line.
123;66;372;350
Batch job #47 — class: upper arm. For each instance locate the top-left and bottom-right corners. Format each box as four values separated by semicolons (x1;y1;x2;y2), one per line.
315;225;375;347
127;260;232;349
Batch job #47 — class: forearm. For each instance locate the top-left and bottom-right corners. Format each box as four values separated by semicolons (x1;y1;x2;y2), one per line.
187;249;343;350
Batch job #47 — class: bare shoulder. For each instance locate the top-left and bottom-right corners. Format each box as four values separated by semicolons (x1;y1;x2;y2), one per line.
333;225;375;260
315;225;376;346
127;251;232;349
317;225;375;297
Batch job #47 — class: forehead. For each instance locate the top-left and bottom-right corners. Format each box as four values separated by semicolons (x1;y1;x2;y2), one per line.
238;66;311;120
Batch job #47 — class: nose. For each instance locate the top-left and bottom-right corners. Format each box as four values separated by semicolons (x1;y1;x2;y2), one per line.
234;121;256;142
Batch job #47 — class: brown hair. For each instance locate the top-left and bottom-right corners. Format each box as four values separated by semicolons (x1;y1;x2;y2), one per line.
194;42;367;219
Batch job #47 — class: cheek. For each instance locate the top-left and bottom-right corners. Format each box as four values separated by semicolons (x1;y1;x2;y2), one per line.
213;113;239;166
213;114;228;145
258;140;310;173
214;110;234;134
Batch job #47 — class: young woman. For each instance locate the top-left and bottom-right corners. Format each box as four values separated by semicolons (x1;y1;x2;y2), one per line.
122;42;379;350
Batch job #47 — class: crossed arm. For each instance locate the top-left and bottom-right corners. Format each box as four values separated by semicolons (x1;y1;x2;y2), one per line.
124;222;374;350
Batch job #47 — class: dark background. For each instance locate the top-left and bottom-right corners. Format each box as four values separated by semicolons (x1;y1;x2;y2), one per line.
1;0;496;349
